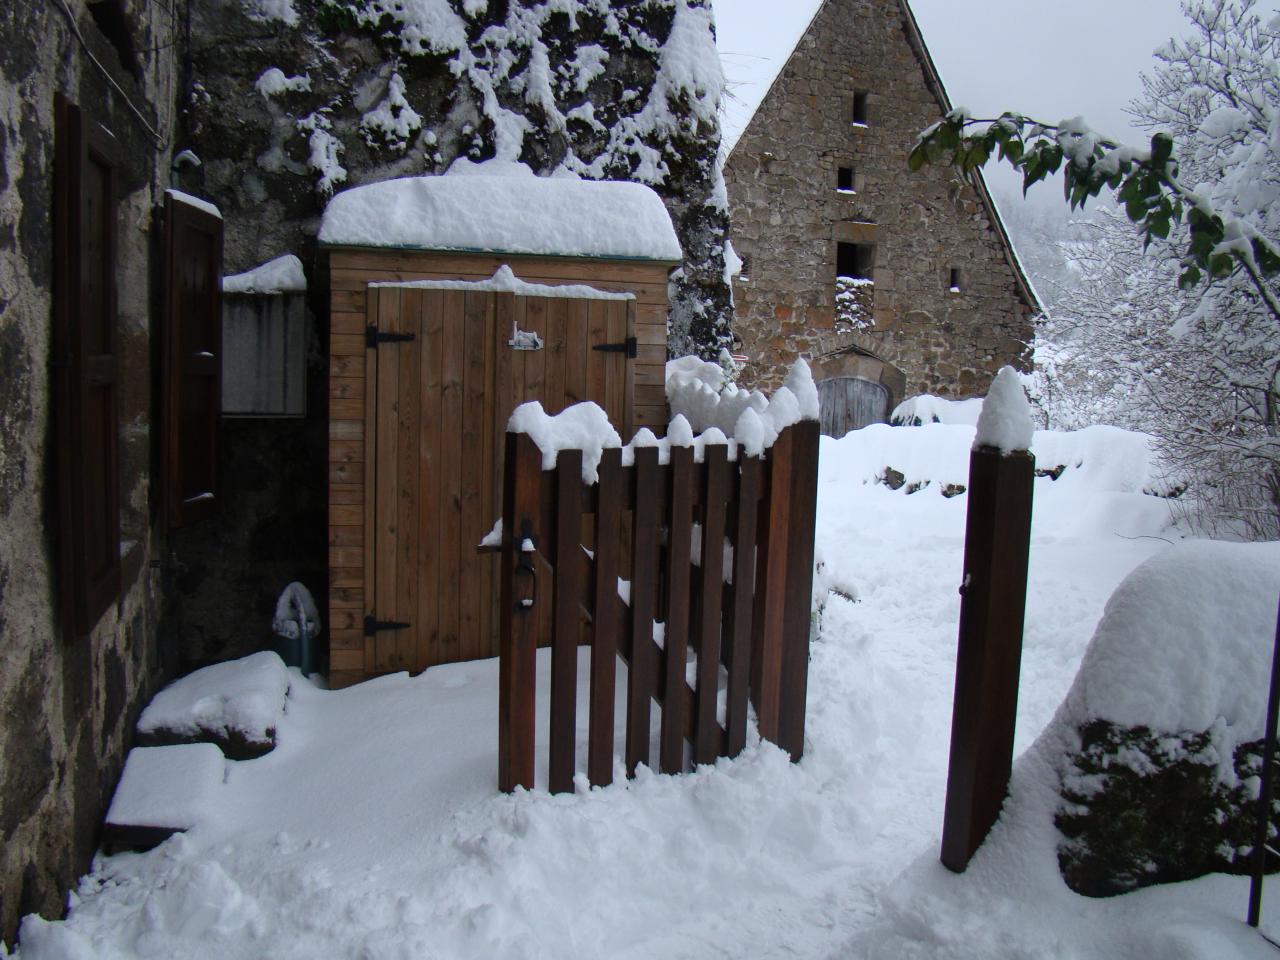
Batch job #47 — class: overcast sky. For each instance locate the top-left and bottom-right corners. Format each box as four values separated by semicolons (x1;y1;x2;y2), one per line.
713;0;1206;202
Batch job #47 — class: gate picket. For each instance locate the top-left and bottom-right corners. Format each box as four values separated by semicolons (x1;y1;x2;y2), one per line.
550;449;585;794
694;444;729;765
724;454;762;756
588;448;623;786
626;446;663;776
660;445;694;775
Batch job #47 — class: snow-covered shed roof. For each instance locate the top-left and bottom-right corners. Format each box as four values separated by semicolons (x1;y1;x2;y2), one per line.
318;160;683;263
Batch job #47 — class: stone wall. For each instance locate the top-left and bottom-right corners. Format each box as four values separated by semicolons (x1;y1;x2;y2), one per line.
723;0;1036;404
0;0;181;945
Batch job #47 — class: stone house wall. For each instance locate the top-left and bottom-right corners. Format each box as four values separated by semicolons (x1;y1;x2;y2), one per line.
0;0;181;945
724;0;1037;405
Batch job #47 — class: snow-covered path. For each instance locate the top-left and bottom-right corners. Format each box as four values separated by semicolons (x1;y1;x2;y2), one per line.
13;423;1280;960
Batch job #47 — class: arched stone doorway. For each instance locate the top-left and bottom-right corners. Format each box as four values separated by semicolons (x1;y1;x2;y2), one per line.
808;341;905;438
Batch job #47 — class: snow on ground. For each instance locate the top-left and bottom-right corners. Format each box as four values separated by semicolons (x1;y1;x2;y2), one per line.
12;420;1280;959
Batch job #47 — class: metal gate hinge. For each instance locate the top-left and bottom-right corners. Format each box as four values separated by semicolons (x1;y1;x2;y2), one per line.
366;325;416;348
592;336;637;359
364;614;411;636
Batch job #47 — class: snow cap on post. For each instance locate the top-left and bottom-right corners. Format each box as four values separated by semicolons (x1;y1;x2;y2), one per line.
733;407;766;458
667;414;694;447
783;358;820;421
506;401;622;483
973;366;1033;454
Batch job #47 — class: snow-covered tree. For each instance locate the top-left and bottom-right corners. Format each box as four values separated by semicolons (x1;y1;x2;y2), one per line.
187;0;734;358
913;0;1280;538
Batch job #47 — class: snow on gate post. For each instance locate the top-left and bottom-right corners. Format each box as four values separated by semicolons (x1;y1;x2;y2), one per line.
941;368;1035;872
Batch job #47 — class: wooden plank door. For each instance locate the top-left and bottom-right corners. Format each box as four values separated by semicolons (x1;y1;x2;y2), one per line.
366;288;633;675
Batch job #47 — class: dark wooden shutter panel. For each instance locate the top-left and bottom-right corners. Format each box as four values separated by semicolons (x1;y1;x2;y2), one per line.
53;94;122;639
162;191;223;528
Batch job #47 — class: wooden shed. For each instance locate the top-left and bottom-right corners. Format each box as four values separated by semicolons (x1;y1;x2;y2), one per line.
320;165;681;688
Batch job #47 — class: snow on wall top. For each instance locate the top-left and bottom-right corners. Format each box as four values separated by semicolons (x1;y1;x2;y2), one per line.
222;254;307;294
318;159;682;261
105;744;226;831
891;394;984;427
371;265;634;301
136;651;290;746
1061;539;1280;740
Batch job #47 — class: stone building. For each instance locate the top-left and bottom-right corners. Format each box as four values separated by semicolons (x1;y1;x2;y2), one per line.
0;0;185;942
724;0;1039;428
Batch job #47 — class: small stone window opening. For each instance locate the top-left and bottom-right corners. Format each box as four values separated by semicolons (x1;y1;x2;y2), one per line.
739;255;751;281
852;91;870;126
837;167;855;194
949;267;962;293
836;241;874;281
88;0;141;77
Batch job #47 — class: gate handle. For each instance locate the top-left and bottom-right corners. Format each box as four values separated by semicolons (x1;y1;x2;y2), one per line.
514;521;537;611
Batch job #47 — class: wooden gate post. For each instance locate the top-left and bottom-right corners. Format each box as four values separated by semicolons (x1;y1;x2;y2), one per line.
499;432;543;792
940;444;1035;871
777;420;820;762
751;420;820;761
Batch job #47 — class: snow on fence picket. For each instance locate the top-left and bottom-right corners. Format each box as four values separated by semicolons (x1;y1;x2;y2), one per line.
497;363;820;792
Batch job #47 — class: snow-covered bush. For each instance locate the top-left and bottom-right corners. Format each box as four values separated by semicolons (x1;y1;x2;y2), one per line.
834;276;874;330
1049;540;1280;896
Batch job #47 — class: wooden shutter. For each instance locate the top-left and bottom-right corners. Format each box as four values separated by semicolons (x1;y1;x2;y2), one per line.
162;190;223;527
53;94;121;638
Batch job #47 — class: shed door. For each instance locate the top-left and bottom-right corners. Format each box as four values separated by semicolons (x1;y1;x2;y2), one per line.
366;287;633;674
817;376;890;438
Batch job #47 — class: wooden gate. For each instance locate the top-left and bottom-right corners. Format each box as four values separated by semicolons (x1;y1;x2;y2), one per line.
340;286;634;678
498;420;821;792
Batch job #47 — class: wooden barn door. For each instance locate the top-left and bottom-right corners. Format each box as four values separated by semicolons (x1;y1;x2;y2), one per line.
364;287;633;674
817;376;890;438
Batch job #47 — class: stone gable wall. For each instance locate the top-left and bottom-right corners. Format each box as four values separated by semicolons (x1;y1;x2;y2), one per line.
0;0;180;945
724;0;1035;403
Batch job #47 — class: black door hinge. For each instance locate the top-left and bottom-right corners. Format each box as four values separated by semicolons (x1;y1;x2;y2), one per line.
364;614;411;636
366;325;417;348
592;336;637;359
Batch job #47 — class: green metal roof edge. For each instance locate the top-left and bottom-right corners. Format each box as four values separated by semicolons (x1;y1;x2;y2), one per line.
320;241;680;264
